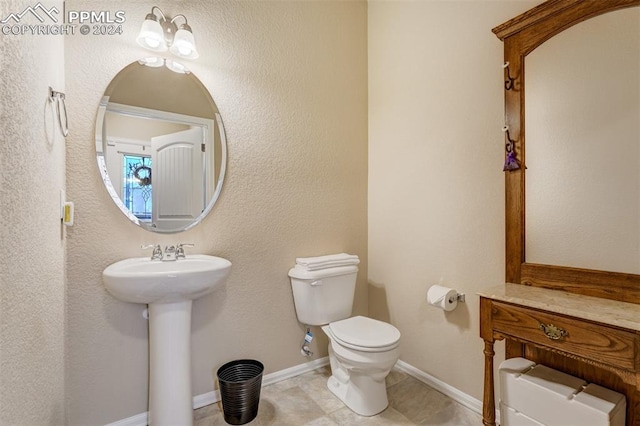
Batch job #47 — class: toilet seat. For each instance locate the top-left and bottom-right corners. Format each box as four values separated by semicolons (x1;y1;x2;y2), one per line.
328;316;400;352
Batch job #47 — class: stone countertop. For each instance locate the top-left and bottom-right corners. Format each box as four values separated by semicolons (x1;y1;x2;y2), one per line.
478;283;640;332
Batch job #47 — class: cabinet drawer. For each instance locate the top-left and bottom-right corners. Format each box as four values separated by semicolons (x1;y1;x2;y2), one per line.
491;302;636;371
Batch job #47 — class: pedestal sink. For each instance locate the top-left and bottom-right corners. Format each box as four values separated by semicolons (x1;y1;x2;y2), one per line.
103;255;232;425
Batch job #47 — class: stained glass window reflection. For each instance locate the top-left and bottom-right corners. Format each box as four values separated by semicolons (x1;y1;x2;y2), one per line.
123;155;152;221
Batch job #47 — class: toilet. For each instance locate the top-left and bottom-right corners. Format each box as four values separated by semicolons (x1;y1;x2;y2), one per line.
288;259;401;416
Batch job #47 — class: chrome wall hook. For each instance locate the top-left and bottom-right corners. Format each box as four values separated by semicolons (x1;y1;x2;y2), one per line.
503;62;516;91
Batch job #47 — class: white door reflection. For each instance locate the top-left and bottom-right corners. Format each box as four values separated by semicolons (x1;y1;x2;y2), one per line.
151;127;204;230
99;99;215;232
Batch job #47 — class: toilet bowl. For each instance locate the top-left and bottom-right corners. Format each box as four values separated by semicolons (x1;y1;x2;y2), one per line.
288;258;401;416
322;316;400;416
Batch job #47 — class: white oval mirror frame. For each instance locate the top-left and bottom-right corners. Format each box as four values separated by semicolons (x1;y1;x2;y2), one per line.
95;60;227;233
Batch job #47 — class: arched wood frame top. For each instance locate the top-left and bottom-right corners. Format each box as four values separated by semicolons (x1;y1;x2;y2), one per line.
494;0;640;303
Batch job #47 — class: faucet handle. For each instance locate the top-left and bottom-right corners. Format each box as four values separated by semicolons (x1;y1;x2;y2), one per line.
176;243;194;259
141;244;163;260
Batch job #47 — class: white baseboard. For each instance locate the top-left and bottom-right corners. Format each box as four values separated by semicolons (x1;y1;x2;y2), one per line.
394;360;482;414
107;357;500;426
262;356;329;387
192;356;330;410
105;357;329;426
105;412;149;426
395;360;500;424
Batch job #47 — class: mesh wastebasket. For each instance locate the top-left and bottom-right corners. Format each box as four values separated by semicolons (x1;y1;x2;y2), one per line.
217;359;264;425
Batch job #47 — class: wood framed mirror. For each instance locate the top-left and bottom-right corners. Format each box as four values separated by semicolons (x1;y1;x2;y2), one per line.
494;0;640;304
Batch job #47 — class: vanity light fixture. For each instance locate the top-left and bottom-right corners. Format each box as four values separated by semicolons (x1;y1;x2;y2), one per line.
136;6;199;60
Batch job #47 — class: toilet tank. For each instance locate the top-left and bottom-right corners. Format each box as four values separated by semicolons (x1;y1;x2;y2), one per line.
288;265;358;326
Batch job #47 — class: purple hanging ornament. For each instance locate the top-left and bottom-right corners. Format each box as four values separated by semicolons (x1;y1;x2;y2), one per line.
502;126;520;171
503;149;520;171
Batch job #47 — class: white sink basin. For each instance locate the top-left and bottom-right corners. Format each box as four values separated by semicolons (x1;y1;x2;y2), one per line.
103;254;232;424
103;254;232;304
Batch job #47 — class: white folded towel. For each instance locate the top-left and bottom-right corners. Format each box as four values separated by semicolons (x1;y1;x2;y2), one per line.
295;253;360;271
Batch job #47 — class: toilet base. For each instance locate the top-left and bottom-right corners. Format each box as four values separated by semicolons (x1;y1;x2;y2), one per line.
322;326;399;417
327;372;389;416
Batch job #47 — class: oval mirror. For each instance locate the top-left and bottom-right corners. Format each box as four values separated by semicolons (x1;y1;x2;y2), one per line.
95;59;227;233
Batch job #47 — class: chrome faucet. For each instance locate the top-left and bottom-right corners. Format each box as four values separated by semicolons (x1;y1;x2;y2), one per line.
164;245;177;261
142;244;163;261
176;243;194;259
141;243;194;261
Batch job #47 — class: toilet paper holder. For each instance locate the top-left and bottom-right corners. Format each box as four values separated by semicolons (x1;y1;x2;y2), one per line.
451;293;465;303
427;285;465;312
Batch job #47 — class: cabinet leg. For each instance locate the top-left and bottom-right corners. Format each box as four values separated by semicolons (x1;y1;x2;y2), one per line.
483;339;496;426
630;389;639;426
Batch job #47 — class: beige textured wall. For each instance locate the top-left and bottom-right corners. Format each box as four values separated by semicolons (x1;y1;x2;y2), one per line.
0;0;66;424
65;1;367;424
106;63;216;119
368;0;538;402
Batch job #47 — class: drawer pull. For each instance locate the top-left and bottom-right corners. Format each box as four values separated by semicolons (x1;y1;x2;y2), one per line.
539;323;568;340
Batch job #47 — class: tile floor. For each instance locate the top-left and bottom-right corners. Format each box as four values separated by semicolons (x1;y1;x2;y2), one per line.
194;365;482;425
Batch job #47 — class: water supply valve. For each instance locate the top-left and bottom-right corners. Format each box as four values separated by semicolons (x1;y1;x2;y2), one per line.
301;327;313;357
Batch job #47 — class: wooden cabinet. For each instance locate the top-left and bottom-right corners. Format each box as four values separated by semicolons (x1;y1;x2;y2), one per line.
491;302;636;371
479;285;640;426
489;1;640;424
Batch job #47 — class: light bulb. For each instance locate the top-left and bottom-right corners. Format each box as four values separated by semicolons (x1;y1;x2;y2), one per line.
136;16;167;52
138;57;164;68
144;37;161;49
165;60;190;74
170;27;199;59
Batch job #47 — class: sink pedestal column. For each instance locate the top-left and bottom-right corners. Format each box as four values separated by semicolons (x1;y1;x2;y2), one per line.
148;301;193;425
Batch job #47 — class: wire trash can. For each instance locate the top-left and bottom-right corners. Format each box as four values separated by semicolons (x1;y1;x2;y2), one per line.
217;359;264;425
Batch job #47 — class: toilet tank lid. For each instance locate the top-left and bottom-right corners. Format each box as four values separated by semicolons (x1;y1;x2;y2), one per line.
329;316;401;348
288;264;358;280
